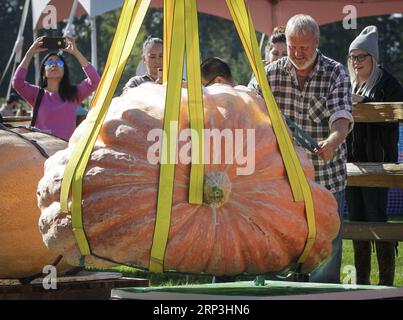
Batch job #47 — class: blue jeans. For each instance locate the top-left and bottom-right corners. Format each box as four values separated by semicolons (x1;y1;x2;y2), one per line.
309;190;345;284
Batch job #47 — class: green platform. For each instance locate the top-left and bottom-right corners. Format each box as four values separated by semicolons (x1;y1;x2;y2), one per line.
111;280;403;300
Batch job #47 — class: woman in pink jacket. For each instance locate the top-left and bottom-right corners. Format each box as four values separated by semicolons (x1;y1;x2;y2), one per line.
12;36;100;141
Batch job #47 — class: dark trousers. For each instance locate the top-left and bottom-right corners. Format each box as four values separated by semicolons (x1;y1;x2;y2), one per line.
346;187;396;286
346;186;388;222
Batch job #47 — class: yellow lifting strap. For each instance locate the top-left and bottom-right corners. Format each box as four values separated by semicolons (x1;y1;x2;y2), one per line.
149;0;186;272
149;0;205;273
163;0;173;83
225;0;316;264
163;0;205;200
185;0;204;205
59;0;151;256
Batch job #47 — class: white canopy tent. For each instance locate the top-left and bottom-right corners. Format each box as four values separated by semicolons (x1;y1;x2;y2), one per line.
31;0;124;28
27;0;403;73
1;0;125;96
31;0;124;80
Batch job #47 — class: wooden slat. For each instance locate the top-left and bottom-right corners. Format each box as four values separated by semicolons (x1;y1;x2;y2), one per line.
2;116;32;123
352;102;403;123
343;221;403;241
347;162;403;188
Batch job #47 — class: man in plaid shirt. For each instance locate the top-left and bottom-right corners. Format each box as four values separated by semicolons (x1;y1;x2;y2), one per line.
249;15;353;284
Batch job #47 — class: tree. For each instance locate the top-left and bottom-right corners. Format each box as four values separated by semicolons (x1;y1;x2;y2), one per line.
0;0;34;97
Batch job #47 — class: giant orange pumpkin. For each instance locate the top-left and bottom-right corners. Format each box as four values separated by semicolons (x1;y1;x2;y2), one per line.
38;83;339;275
0;126;71;278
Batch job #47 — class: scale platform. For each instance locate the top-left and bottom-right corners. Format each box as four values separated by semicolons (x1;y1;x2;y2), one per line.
111;280;403;300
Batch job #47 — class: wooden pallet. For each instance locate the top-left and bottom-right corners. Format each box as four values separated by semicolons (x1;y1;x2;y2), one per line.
0;271;149;300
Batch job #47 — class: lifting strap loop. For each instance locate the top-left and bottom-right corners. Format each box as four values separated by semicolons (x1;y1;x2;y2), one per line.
149;0;205;272
60;0;151;256
149;0;186;273
185;0;204;205
225;0;316;265
163;0;174;83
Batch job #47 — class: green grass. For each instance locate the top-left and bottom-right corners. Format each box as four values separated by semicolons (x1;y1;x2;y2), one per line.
88;240;402;287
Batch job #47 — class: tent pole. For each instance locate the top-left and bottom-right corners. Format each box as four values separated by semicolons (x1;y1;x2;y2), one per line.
1;0;30;97
249;32;266;82
259;33;266;55
90;16;98;70
64;0;79;36
270;0;277;32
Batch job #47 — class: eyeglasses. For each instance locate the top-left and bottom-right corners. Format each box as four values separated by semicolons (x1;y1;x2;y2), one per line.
44;59;64;69
348;54;370;63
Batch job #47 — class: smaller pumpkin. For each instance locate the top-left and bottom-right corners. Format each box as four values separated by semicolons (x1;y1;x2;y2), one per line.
0;126;72;278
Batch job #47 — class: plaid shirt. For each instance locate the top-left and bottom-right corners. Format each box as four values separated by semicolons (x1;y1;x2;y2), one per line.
248;51;353;193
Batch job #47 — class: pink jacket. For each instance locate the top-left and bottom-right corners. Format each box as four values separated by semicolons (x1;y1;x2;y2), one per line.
12;64;100;140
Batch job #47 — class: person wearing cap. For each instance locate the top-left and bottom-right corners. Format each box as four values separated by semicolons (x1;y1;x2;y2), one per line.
249;14;354;284
0;93;20;117
346;25;403;286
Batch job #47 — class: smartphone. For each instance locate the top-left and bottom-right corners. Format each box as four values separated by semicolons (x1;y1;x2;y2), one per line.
157;68;163;82
41;37;67;50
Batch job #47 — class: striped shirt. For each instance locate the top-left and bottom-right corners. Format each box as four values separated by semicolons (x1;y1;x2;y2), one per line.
248;51;353;193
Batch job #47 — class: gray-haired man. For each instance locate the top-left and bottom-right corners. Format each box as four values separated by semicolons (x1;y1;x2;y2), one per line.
249;14;354;284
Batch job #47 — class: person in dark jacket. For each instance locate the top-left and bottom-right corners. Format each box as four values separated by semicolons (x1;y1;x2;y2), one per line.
346;26;403;286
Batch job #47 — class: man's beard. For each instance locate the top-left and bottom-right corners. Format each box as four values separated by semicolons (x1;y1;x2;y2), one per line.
289;51;318;71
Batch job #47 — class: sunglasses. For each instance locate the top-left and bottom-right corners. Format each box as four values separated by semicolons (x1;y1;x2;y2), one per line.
348;54;370;63
44;59;64;69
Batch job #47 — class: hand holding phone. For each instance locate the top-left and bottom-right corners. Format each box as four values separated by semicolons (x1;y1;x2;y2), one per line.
156;68;163;84
27;37;47;56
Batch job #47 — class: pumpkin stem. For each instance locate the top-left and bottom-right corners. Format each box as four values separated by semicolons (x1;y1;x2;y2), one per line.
203;172;231;208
